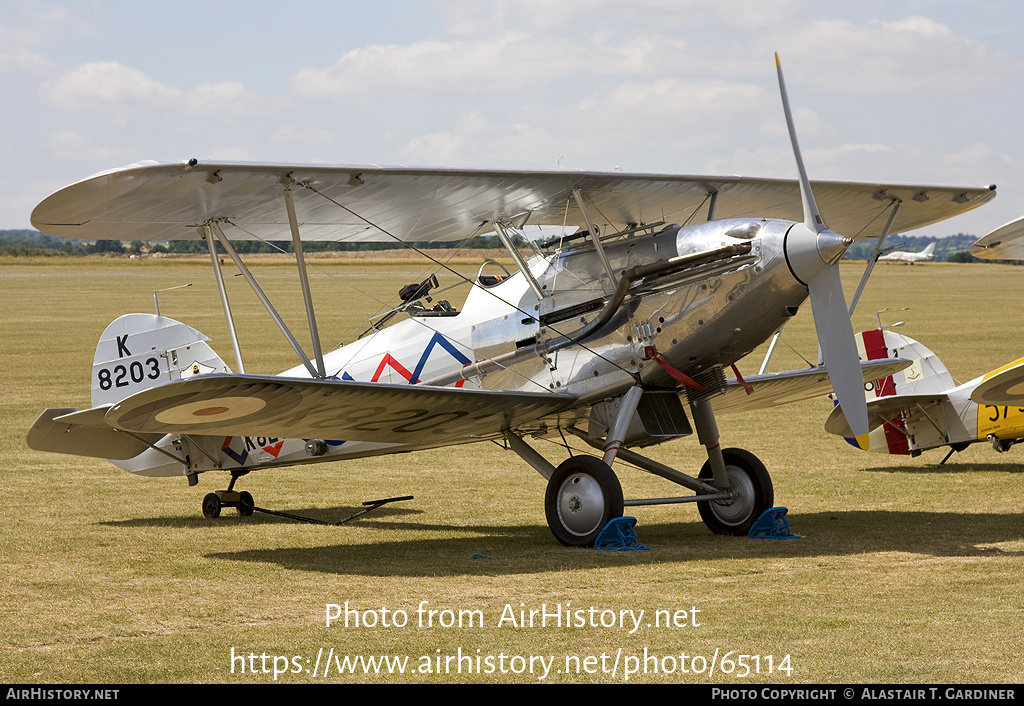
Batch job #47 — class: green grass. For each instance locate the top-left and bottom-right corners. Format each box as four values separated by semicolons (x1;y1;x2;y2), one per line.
2;257;1022;683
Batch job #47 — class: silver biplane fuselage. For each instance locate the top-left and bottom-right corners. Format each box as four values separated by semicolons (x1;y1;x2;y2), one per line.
117;217;807;481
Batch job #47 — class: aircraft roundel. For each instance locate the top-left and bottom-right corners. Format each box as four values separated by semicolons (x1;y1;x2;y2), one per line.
970;360;1024;406
153;396;268;425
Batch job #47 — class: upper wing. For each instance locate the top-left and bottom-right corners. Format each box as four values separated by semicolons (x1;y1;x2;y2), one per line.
103;373;576;447
713;358;912;415
972;215;1024;260
32;161;995;243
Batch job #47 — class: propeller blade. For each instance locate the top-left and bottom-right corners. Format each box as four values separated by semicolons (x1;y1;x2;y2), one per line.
808;265;869;442
776;53;865;443
776;53;825;234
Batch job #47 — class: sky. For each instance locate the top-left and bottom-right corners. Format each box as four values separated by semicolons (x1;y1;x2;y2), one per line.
2;0;1022;239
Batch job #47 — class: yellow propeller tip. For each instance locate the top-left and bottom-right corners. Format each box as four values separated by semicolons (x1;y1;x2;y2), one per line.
855;433;870;450
775;52;780;66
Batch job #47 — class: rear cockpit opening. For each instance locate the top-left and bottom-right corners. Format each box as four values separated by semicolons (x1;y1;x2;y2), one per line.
476;260;512;288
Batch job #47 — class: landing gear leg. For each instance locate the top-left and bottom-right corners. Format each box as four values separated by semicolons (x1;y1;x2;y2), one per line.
689;395;773;535
689;395;729;487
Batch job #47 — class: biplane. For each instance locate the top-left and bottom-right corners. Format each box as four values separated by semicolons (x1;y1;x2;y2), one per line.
26;59;997;545
826;328;1024;463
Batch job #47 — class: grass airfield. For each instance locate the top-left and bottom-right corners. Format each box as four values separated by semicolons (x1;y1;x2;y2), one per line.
2;255;1022;684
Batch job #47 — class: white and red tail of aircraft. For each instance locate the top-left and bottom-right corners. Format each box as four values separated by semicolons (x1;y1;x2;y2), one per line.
837;328;954;454
828;328;1024;459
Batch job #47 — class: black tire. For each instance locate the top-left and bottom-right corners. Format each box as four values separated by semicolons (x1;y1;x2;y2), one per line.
545;455;623;546
202;492;221;519
237;491;254;517
697;448;773;535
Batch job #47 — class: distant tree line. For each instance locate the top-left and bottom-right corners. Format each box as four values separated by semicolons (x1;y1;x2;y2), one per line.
3;229;1020;264
0;229;503;256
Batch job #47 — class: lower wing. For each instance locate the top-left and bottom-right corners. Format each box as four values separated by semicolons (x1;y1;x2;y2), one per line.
103;374;576;446
713;358;912;415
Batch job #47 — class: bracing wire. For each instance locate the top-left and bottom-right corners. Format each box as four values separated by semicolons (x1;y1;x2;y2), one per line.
300;182;639;381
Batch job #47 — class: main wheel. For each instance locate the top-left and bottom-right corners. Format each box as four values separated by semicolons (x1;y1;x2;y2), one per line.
202;492;221;519
237;491;254;517
696;448;773;535
545;455;623;546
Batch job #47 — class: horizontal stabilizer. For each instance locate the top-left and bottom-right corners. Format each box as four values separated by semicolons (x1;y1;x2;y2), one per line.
714;358;912;415
105;374;576;445
824;393;949;438
27;407;164;460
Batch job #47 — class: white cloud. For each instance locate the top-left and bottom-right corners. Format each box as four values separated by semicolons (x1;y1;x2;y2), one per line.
0;22;53;74
45;130;127;163
396;77;769;170
291;30;691;102
39;62;272;121
293;34;551;100
203;146;254;162
181;81;274;120
440;0;807;35
40;62;180;110
765;16;1015;93
271;125;336;147
399;110;560;167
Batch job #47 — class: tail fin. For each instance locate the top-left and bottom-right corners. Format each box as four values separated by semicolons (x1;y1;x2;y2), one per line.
30;314;229;469
921;242;936;257
92;314;230;408
857;328;953;398
842;328;954;453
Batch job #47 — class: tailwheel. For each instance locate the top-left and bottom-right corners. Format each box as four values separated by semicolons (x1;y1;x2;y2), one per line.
201;471;254;519
697;448;773;535
545;455;623;547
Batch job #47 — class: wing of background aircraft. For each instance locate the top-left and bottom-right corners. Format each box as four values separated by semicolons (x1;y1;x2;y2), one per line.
970;359;1024;406
824;393;951;439
32;161;996;245
824;329;1024;459
972;215;1024;260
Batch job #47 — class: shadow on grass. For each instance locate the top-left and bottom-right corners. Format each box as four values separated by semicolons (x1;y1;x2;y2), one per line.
203;508;1024;577
861;462;1024;475
101;503;423;528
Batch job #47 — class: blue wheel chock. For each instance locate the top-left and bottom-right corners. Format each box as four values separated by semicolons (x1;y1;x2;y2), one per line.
594;517;649;551
747;506;800;539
